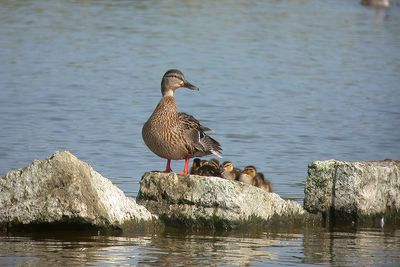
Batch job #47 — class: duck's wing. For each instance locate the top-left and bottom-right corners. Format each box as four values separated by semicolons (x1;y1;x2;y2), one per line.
178;113;212;132
178;112;222;158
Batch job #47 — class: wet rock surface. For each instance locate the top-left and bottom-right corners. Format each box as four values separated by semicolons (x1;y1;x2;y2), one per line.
304;159;400;226
0;151;154;231
137;172;318;230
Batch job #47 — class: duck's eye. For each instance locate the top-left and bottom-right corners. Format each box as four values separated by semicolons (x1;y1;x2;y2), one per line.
166;74;184;81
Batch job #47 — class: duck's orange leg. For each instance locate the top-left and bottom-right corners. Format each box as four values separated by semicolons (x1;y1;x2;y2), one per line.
164;159;172;172
180;156;190;175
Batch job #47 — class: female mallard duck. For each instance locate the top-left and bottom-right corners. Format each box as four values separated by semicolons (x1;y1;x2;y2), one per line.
238;165;257;186
142;69;222;174
221;161;241;181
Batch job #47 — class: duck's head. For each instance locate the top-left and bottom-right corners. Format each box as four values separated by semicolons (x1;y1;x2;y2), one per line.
161;69;198;96
223;161;234;172
243;165;257;178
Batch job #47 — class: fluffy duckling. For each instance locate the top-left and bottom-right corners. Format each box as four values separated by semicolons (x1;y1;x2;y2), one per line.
195;158;223;177
221;161;241;181
238;165;257;186
208;158;221;169
190;158;202;175
255;172;273;192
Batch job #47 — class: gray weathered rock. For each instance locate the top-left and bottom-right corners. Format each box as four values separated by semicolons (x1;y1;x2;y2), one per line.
0;151;154;230
304;159;400;225
137;172;318;229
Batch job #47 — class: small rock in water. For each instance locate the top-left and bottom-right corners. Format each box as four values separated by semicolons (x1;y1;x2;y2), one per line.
304;159;400;226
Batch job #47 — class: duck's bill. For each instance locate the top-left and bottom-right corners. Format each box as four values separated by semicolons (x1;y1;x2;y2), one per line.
184;81;199;90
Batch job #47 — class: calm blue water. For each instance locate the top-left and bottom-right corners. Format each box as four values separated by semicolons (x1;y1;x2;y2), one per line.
1;0;400;265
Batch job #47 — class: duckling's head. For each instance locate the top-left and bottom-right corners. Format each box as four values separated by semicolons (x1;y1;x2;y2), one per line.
192;158;202;168
223;161;234;172
161;69;198;96
243;165;257;178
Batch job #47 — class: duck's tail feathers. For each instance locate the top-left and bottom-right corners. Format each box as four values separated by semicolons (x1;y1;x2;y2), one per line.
211;149;222;158
202;135;222;158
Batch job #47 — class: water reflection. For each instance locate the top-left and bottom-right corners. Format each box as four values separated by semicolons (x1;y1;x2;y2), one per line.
0;233;281;266
303;228;400;266
1;228;399;266
139;233;278;266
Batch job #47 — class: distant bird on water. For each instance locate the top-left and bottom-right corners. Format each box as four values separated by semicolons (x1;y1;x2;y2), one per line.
142;69;222;174
361;0;389;7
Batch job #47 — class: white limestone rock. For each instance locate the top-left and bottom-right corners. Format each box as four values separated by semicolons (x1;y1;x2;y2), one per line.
0;151;154;230
137;172;316;229
304;159;400;225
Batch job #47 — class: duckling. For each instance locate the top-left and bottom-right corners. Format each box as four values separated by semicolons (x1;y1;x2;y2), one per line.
221;161;241;181
190;158;208;175
255;172;273;192
190;158;202;175
238;165;257;186
142;69;222;174
208;158;221;169
196;158;223;177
